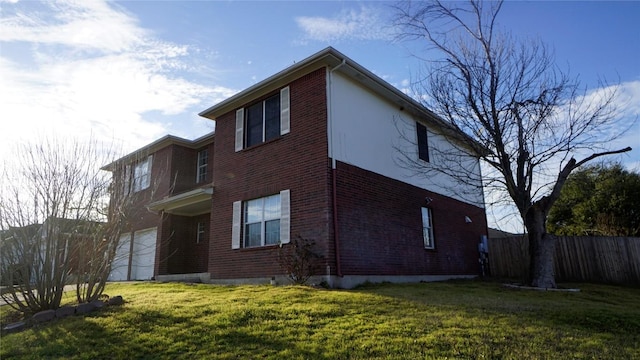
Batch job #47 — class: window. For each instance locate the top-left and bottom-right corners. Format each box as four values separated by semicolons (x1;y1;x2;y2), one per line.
246;94;280;147
196;222;206;244
235;86;290;151
231;190;290;249
196;149;208;183
132;155;152;192
421;207;435;249
416;122;430;162
244;194;281;247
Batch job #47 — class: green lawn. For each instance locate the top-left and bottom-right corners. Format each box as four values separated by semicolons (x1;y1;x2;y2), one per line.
1;280;639;359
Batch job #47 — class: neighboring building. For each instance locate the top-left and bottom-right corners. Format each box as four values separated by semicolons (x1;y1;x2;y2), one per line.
0;218;104;285
103;47;488;288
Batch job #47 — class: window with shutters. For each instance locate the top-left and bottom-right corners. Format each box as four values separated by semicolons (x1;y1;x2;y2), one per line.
232;190;290;249
196;149;208;183
421;207;435;249
244;194;281;247
416;122;430;162
235;86;290;151
132;155;152;192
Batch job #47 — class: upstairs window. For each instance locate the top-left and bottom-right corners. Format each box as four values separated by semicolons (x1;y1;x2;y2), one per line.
235;86;290;151
421;207;435;249
416;122;430;162
132;155;152;192
196;149;208;183
246;94;280;147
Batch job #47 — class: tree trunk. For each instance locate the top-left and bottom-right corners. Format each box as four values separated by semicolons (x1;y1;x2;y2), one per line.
525;206;557;288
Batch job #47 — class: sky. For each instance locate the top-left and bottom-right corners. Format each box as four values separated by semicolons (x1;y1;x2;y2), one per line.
1;0;639;231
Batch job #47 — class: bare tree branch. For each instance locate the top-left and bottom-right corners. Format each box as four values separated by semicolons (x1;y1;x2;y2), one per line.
392;0;632;287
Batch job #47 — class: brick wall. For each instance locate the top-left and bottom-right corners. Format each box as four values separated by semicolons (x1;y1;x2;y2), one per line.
169;145;198;194
335;161;486;276
209;67;334;279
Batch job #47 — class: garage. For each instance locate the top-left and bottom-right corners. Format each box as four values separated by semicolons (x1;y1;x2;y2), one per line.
108;228;157;281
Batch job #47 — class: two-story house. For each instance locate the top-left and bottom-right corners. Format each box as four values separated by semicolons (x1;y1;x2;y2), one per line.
104;47;488;288
103;132;214;282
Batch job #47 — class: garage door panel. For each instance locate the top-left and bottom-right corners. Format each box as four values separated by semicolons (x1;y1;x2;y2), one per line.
131;228;157;280
109;233;131;281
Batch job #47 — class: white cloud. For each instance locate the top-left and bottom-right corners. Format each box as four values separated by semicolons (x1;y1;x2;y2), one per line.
0;0;234;164
571;80;640;171
0;0;146;53
295;6;392;43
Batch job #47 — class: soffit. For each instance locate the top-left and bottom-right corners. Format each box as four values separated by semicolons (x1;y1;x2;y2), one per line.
147;186;213;216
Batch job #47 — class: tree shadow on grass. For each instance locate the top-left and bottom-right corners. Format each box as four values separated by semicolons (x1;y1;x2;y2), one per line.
4;306;334;359
355;280;640;335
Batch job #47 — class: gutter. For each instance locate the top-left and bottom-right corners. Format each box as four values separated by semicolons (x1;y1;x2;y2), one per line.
328;59;346;278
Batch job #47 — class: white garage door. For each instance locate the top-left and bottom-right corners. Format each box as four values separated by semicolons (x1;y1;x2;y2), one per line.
108;233;132;281
131;228;157;280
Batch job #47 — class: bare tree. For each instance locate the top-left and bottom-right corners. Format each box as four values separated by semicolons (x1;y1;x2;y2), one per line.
393;0;631;288
0;137;137;313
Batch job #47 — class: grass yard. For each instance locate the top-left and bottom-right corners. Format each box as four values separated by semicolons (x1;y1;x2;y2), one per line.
1;280;639;359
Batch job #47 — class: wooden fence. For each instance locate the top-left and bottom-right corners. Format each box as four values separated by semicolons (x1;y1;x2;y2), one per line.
487;236;640;285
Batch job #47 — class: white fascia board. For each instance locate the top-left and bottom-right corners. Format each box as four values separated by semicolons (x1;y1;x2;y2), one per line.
102;132;215;172
147;187;214;215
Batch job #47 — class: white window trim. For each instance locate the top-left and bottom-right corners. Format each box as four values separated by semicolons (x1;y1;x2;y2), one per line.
234;86;290;152
196;149;208;183
421;207;435;249
231;189;290;249
196;221;205;244
132;155;152;192
243;194;280;248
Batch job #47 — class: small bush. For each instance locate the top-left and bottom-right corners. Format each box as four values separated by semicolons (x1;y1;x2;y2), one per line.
278;235;323;285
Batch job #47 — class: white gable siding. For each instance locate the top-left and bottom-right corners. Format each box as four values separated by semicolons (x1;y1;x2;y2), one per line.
328;72;484;207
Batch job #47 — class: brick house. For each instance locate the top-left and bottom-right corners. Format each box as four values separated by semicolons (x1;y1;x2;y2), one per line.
104;47;488;288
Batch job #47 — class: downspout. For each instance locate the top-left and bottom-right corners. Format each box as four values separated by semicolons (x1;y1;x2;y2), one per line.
127;230;134;281
332;169;342;277
328;59;346;278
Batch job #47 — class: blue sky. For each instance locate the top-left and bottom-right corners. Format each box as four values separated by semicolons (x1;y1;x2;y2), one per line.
1;0;639;230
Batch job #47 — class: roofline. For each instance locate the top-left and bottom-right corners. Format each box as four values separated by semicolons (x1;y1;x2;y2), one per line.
101;131;215;172
198;47;444;122
199;47;342;119
197;47;480;155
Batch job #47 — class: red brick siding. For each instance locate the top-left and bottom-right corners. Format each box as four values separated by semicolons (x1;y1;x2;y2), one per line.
335;161;486;276
155;213;173;276
169;145;198;194
156;144;213;275
178;214;209;273
110;141;214;277
209;67;334;279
